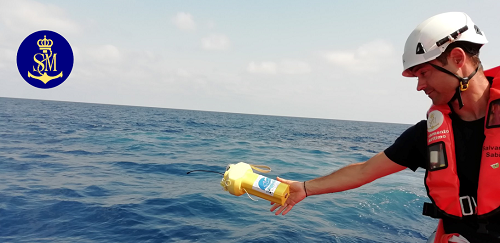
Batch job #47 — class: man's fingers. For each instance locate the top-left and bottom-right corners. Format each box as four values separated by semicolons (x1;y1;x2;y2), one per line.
271;202;295;215
282;205;293;215
270;203;280;212
275;204;287;215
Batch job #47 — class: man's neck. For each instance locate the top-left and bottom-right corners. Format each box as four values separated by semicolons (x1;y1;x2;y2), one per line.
450;72;490;121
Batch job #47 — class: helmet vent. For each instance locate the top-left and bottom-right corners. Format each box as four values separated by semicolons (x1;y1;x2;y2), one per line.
474;25;482;35
416;42;426;54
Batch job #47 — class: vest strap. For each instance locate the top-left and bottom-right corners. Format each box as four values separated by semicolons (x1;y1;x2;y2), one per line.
423;202;445;218
423;196;477;219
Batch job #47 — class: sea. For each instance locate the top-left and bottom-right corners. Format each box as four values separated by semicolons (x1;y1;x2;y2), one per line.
0;97;436;243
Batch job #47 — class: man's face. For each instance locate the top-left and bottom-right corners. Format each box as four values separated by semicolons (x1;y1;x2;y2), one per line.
411;60;458;105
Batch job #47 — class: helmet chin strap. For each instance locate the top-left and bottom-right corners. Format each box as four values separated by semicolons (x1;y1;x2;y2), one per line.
429;63;482;110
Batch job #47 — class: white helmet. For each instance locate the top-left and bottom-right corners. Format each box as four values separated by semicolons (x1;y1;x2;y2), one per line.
402;12;487;77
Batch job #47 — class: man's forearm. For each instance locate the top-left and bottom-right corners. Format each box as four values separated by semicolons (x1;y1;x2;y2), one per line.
305;162;367;196
304;152;405;196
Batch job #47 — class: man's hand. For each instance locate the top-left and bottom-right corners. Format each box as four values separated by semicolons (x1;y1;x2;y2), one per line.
270;177;306;216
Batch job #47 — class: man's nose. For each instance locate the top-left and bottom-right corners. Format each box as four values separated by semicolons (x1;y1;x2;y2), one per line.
416;78;426;91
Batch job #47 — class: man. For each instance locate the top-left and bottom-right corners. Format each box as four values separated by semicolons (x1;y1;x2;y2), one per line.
270;12;500;243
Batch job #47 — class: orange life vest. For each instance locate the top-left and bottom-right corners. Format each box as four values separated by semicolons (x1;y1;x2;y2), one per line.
425;66;500;219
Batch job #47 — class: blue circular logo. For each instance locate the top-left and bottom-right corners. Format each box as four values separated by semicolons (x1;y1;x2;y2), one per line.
16;30;74;89
258;177;271;190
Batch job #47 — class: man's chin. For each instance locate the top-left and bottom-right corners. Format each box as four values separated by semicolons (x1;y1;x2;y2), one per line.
431;99;447;106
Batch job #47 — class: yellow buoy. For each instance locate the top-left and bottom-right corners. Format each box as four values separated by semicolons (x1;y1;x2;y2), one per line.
220;162;289;205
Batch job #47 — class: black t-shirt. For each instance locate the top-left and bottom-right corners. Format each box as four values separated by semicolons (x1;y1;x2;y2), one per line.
384;113;484;197
384;113;500;242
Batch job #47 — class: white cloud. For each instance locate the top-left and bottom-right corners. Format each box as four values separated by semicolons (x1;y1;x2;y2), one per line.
172;12;196;31
279;60;311;74
201;34;230;51
86;45;121;64
0;0;80;34
247;60;311;75
176;68;192;78
0;48;16;69
247;61;277;74
323;40;396;73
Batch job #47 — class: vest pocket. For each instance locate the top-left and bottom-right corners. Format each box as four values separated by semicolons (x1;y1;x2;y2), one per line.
428;141;448;171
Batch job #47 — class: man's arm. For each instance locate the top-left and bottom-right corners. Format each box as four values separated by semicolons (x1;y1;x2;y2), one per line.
271;152;406;215
305;151;406;195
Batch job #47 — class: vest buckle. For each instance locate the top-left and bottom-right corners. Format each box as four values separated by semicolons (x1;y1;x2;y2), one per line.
460;196;477;216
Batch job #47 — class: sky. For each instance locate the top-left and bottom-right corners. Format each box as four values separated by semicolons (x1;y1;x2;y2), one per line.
1;0;500;124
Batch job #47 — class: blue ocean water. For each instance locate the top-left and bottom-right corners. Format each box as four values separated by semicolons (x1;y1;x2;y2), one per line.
0;97;435;242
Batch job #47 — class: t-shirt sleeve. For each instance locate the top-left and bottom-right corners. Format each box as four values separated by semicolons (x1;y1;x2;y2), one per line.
384;120;427;171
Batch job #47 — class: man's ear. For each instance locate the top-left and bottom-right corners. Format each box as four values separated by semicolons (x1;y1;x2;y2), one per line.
448;47;466;68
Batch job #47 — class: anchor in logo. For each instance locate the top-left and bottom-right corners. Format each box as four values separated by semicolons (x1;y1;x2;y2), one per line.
28;35;63;84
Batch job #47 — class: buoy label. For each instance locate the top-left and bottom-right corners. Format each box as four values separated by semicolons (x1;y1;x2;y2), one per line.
252;175;280;196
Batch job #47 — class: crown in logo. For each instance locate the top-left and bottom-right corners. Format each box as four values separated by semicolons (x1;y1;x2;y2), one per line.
37;35;53;53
